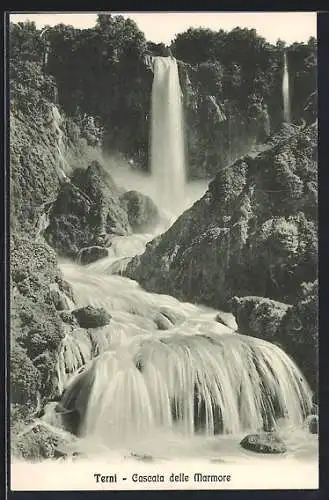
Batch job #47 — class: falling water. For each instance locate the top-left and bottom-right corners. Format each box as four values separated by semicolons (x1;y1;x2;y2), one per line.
151;56;186;214
51;104;69;182
60;332;312;446
282;51;291;123
36;69;316;465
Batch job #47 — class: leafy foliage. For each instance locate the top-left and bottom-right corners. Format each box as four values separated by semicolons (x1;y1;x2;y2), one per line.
9;18;316;178
11;343;41;409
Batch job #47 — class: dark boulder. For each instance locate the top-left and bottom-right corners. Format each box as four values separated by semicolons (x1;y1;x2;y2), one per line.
44;184;94;258
120;190;160;233
72;161;131;237
240;432;287;454
72;305;111;329
78;246;109;265
130;452;154;462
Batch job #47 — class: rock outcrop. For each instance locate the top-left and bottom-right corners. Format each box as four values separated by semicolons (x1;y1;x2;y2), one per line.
10;60;117;431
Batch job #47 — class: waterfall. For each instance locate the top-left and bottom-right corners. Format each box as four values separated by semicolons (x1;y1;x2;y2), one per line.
51;105;69;182
58;331;312;444
50;252;313;447
150;56;186;214
282;51;291;123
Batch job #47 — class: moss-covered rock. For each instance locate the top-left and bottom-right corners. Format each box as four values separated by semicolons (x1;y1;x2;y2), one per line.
59;311;78;326
72;161;131;236
55;273;75;304
11;343;41;414
11;422;78;462
307;415;318;435
72;306;111;329
11;236;66;422
10;65;61;235
231;296;289;341
278;280;318;391
46;288;70;311
9;58;118;434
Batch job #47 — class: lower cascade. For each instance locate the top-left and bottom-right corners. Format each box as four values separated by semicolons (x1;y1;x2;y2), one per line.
45;234;313;455
60;331;312;442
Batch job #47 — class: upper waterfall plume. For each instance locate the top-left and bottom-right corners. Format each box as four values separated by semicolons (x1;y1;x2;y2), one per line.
150;56;186;214
282;51;291;123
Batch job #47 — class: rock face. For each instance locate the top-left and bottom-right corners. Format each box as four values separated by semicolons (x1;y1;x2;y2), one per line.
120;190;160;233
10;67;61;235
11;235;66;418
306;415;318;435
10;62;109;431
11;344;41;415
72;306;111;329
126;124;317;308
45;161;131;258
240;432;287;454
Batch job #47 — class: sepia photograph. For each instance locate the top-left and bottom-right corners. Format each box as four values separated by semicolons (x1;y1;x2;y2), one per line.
7;10;318;491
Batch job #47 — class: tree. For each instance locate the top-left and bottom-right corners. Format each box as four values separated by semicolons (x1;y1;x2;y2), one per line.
10;21;44;63
171;28;219;65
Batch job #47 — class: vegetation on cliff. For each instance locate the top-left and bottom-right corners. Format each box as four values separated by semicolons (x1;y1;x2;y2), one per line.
10;17;316;179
